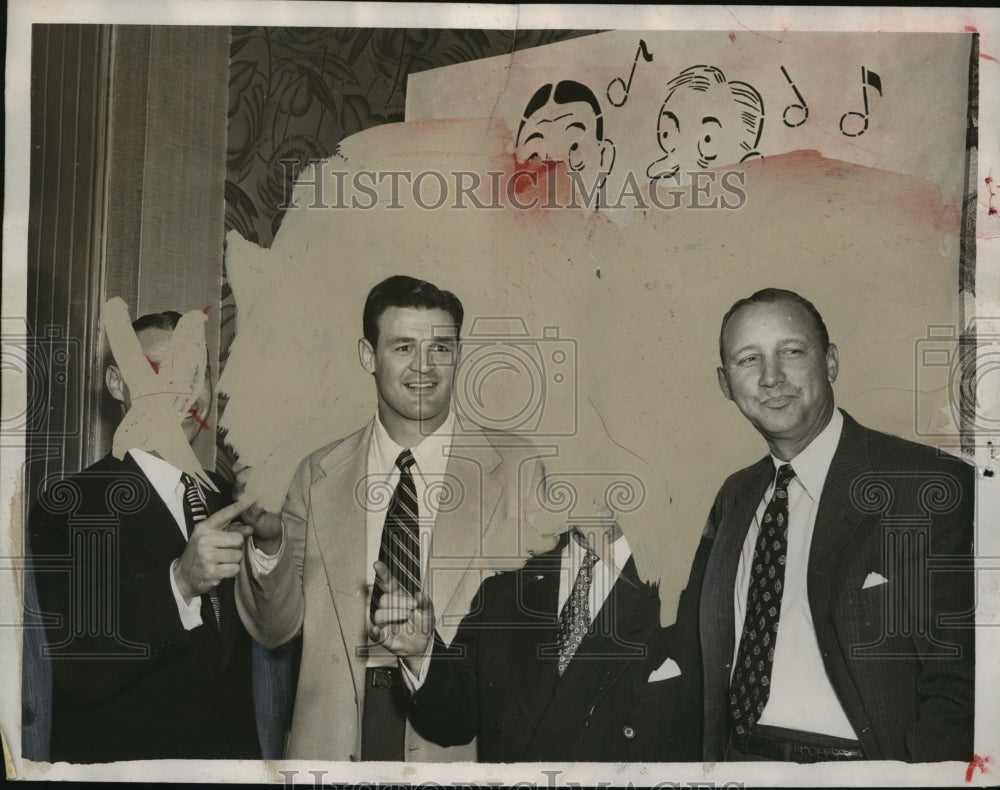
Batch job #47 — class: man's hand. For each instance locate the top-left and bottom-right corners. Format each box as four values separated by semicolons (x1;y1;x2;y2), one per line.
174;500;254;603
233;465;282;555
368;561;435;674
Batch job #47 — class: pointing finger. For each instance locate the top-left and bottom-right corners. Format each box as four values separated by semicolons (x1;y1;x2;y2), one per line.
227;522;256;538
202;499;254;530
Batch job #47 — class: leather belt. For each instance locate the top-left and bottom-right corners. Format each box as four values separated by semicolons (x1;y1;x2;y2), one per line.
368;666;400;689
733;730;864;762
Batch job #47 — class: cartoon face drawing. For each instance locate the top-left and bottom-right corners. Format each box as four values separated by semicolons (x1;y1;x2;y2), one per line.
516;81;616;176
647;66;764;182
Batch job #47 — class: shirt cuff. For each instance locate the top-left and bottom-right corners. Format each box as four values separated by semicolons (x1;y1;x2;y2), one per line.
398;637;435;693
248;533;283;576
170;559;203;630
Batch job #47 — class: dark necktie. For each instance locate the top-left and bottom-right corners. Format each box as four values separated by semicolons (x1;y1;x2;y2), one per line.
729;463;796;738
556;544;600;675
181;473;222;628
370;449;420;619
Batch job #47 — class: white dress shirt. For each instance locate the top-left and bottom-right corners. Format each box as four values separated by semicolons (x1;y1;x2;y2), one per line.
365;412;455;668
732;408;856;739
128;449;203;629
558;527;632;624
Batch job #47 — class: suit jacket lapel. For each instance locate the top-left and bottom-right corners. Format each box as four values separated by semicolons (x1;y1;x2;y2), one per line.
311;424;372;706
702;456;773;682
201;478;235;654
119;454;189;570
807;410;869;634
528;557;659;751
506;551;563;734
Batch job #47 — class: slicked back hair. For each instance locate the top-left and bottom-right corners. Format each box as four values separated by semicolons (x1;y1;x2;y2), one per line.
363;275;464;348
517;80;605;144
132;311;182;334
718;288;830;364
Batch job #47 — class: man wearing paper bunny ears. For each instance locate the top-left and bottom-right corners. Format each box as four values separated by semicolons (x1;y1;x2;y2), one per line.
688;287;974;762
26;301;259;762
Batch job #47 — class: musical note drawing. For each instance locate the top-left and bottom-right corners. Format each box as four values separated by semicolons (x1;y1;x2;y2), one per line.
606;39;653;108
840;67;883;138
780;65;808;128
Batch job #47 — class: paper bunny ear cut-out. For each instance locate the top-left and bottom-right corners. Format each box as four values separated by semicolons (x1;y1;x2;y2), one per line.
104;297;217;491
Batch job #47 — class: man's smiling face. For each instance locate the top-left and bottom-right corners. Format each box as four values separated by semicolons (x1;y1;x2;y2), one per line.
717;298;839;460
360;306;459;438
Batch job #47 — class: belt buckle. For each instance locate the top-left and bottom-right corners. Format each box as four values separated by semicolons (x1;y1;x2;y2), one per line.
370;667;397;689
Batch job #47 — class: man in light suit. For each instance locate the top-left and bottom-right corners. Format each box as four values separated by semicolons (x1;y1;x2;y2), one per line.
27;310;260;762
689;288;974;762
236;275;547;761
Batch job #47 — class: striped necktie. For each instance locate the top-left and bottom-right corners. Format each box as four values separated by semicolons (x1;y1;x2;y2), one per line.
181;473;222;628
370;449;420;619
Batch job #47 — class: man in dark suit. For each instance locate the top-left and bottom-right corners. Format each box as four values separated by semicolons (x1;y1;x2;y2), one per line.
690;287;974;762
370;520;702;762
27;309;260;762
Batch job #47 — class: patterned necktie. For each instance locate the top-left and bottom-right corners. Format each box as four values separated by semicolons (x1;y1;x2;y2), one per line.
370;449;420;619
729;463;796;738
556;545;600;675
181;473;222;628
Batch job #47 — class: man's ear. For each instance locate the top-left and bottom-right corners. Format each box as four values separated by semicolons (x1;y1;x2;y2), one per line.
358;337;376;375
717;366;733;401
826;343;840;384
105;365;127;403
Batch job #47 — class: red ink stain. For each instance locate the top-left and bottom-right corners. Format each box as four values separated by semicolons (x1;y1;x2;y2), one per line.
981;52;1000;64
987;176;994;185
187;408;210;430
987;171;998;217
145;355;160;373
510;153;560;195
728;32;736;43
965;754;991;782
965;25;978;33
201;304;212;314
990;207;998;216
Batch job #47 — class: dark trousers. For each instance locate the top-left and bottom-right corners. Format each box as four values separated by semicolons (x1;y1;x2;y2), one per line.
361;666;408;761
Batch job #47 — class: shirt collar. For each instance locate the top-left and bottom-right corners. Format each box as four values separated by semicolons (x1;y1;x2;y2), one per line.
568;526;632;576
770;408;843;501
128;448;185;501
370;410;455;479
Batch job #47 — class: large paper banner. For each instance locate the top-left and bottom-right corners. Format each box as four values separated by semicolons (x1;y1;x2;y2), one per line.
220;30;973;620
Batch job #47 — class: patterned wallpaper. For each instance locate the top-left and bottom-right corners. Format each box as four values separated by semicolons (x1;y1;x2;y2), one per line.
225;27;598;248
